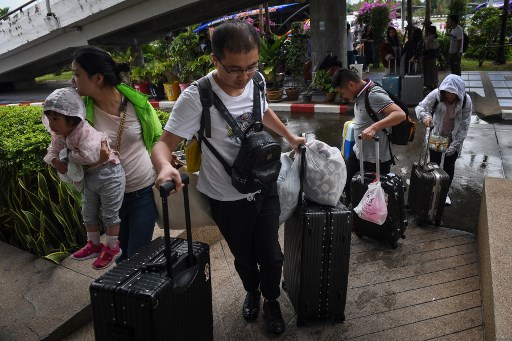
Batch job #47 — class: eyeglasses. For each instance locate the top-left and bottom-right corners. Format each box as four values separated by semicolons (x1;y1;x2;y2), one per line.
217;58;258;75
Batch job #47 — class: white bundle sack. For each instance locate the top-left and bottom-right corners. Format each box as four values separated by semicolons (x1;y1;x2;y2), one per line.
303;139;346;206
277;151;301;224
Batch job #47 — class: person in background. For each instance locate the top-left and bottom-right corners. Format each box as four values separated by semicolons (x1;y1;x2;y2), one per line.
42;88;125;269
332;68;406;205
401;27;423;74
360;25;374;72
380;26;402;75
447;14;463;76
415;74;471;205
151;21;304;336
423;25;440;90
346;23;355;67
71;46;163;263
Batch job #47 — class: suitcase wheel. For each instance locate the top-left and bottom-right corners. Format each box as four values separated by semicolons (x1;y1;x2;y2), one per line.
390;241;398;249
281;280;287;291
355;231;364;239
434;219;442;226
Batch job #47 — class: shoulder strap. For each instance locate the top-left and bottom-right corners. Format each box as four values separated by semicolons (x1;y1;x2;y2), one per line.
197;73;265;178
195;76;213;138
363;82;396;164
463;93;467;109
364;83;391;138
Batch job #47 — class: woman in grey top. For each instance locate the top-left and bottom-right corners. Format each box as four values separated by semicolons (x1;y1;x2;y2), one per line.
416;74;472;205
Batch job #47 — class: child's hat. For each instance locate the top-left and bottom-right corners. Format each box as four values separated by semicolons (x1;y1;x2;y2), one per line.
44;87;86;120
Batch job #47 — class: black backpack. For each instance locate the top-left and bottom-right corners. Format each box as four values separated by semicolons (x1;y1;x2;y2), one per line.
463;32;469;53
364;82;416;146
195;73;282;194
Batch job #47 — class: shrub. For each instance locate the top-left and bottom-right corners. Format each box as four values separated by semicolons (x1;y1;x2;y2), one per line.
465;7;512;60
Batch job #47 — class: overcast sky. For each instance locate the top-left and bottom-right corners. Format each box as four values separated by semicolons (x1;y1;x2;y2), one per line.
0;0;30;11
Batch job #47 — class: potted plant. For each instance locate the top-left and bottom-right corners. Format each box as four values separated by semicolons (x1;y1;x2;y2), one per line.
130;65;151;95
284;22;308;101
168;26;202;89
259;34;286;101
312;69;335;101
301;82;314;103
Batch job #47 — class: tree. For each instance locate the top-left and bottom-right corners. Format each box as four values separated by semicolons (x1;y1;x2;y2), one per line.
357;1;398;67
496;0;510;64
0;7;9;17
448;0;468;26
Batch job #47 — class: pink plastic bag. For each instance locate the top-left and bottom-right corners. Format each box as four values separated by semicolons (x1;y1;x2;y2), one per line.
354;181;388;225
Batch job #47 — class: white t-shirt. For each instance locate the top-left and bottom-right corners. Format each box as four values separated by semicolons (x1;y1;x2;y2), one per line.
93;103;156;193
347;31;354;51
449;25;463;54
164;71;269;201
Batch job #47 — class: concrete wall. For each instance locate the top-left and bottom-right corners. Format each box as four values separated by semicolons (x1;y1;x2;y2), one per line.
478;177;512;340
309;0;346;71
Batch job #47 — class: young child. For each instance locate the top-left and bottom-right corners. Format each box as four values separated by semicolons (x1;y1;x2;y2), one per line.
42;87;125;269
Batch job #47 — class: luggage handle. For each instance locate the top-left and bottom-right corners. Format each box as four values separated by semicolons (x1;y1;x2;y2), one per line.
297;144;307;208
420;126;446;170
358;135;380;184
154;173;200;293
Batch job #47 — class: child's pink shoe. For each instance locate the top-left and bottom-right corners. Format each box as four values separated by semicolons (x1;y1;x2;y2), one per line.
92;242;122;270
71;241;103;260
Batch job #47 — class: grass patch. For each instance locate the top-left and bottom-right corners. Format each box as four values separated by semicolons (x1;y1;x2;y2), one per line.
462;58;510;71
36;71;73;82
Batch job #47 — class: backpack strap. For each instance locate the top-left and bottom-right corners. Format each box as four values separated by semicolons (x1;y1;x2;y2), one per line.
195;76;213;138
196;73;265;178
363;82;396;164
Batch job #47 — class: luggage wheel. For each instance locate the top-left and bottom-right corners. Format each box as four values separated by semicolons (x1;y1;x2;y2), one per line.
390;241;398;249
434;219;442;227
281;280;287;291
355;231;363;239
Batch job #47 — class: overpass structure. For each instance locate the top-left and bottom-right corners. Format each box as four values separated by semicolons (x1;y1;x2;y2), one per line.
0;0;346;91
0;0;264;89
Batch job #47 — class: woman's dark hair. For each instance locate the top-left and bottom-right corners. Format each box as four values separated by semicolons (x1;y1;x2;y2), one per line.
332;68;361;89
412;28;423;43
440;90;460;103
386;26;399;46
427;25;437;38
448;14;460;24
73;46;130;86
211;20;260;60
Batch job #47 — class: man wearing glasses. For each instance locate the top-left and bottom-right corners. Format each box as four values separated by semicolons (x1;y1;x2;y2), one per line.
152;20;304;335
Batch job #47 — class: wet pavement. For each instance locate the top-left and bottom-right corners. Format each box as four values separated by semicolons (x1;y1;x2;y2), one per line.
274;110;508;235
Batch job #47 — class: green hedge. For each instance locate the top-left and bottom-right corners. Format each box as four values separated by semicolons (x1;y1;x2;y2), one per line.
0;105;169;260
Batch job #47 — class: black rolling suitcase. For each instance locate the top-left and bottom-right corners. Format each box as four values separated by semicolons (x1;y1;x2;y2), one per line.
90;174;213;341
283;145;352;326
408;127;450;226
350;136;406;249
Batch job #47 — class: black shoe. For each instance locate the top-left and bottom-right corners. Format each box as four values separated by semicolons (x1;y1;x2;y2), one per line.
263;300;285;335
242;290;261;321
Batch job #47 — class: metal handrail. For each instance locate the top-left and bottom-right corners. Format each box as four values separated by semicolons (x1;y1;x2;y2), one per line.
0;0;38;21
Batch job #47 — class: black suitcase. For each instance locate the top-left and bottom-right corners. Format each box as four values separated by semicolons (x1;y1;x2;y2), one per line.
90;174;213;341
350;136;406;249
283;145;352;326
408;127;450;226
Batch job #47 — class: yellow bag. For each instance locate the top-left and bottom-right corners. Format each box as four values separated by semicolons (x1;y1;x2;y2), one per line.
185;137;201;173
